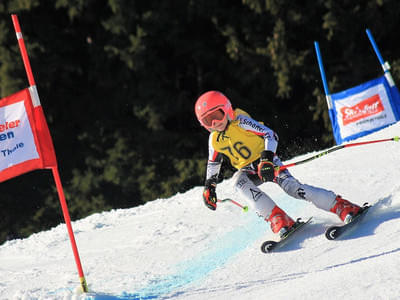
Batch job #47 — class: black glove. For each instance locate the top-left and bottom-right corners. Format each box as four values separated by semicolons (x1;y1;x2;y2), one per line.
257;150;275;182
203;177;217;210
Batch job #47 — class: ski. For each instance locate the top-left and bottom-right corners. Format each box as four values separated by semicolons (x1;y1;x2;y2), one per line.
260;217;313;253
325;203;371;240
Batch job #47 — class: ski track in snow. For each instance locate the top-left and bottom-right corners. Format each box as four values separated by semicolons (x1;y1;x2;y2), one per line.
1;122;400;299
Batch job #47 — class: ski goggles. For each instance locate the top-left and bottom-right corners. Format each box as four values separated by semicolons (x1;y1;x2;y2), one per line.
201;107;227;129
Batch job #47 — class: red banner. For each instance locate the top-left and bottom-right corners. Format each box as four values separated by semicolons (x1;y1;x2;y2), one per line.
340;94;385;126
7;14;88;292
0;87;57;182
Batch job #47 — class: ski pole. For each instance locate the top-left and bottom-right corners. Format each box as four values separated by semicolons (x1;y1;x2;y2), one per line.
275;136;399;175
218;198;249;212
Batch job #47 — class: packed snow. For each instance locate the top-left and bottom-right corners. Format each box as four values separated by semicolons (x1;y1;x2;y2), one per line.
1;122;400;300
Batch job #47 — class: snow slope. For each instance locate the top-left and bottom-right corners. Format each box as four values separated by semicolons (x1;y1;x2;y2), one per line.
1;123;400;300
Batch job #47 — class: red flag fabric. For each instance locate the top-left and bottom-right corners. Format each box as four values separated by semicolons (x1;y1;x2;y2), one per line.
0;87;57;182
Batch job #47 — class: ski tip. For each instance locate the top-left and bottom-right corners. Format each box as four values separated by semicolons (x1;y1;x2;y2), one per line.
325;226;339;240
261;241;277;253
325;205;370;240
295;216;313;224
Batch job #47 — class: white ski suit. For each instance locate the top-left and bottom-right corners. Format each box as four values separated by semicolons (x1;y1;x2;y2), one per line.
205;110;337;219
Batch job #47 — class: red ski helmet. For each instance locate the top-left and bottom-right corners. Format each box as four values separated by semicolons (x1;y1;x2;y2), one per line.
194;91;235;131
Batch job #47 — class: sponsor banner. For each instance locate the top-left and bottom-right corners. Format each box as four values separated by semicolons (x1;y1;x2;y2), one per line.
0;88;56;182
330;76;400;144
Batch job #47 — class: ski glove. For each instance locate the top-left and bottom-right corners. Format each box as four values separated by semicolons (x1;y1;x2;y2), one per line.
203;177;217;210
257;150;276;182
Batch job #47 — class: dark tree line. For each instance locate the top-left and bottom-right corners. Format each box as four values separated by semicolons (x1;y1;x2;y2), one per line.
1;0;399;242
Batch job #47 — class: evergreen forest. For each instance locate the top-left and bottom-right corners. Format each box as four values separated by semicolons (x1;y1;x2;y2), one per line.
1;0;400;242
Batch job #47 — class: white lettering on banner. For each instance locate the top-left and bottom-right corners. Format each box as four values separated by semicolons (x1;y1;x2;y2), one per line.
335;83;396;139
0;101;39;171
340;94;384;126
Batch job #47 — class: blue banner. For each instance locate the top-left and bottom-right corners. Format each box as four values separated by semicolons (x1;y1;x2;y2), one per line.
330;76;400;144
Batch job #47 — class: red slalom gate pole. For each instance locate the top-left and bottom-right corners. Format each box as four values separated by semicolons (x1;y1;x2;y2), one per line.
52;167;88;292
11;15;35;86
275;136;399;175
11;14;88;293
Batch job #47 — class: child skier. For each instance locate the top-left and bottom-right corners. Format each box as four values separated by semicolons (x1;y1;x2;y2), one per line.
195;90;361;236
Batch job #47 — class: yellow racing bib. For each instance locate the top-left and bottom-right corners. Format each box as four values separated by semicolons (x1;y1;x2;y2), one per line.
210;119;265;169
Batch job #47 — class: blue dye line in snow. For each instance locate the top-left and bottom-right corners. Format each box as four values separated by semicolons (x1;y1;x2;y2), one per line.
88;192;304;300
127;215;268;299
